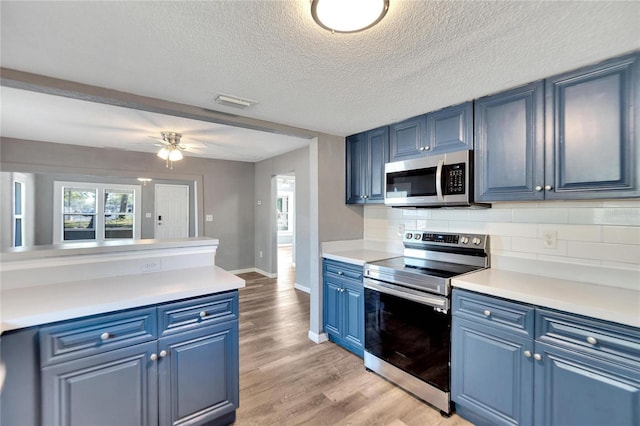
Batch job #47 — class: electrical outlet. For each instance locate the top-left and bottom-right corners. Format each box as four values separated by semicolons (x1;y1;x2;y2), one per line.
543;230;557;249
141;259;162;273
259;251;263;258
397;223;405;236
205;214;213;222
145;213;152;218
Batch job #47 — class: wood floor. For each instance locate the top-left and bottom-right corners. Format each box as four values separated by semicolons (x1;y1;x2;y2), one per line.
233;248;473;426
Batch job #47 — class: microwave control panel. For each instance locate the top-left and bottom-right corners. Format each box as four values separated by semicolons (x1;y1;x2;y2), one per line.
443;163;465;195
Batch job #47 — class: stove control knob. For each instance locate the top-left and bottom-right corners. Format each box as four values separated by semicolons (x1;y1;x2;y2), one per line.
414;234;421;240
405;233;412;239
460;236;469;245
472;237;482;245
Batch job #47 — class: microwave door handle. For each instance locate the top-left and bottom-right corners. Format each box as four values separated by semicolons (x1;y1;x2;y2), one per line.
435;159;444;201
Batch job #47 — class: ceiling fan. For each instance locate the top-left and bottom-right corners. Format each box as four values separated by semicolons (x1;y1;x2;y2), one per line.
153;131;187;169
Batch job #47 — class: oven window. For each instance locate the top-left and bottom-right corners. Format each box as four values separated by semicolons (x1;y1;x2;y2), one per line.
386;167;437;198
365;287;450;391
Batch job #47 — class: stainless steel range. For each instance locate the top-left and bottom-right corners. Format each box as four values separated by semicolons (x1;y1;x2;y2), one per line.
363;231;489;415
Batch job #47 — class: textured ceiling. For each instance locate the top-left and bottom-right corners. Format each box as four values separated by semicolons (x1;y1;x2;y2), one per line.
1;1;639;161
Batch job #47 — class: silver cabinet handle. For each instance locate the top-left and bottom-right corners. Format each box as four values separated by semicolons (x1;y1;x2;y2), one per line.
484;310;491;317
424;146;431;151
338;271;344;276
100;332;110;341
524;350;532;358
544;185;553;191
159;350;168;358
586;336;598;345
533;353;542;361
199;311;207;318
535;185;543;192
419;146;425;151
150;353;158;361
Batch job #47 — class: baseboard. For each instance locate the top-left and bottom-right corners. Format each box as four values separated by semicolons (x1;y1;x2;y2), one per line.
294;283;310;293
229;267;277;279
308;330;329;344
254;268;277;278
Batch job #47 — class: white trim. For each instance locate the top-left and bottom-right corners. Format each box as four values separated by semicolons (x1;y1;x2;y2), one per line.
294;283;310;293
308;330;328;344
227;267;277;279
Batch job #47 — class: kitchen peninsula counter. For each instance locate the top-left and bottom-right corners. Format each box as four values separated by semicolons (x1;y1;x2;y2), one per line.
0;238;245;334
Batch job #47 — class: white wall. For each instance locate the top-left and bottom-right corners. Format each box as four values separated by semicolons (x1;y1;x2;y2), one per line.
364;199;640;289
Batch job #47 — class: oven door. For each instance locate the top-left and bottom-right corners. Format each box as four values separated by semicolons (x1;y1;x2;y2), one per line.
364;279;451;392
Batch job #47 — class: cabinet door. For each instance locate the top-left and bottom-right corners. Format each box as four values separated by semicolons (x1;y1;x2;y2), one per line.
342;281;364;356
323;275;343;338
474;82;545;202
41;341;159;426
365;126;389;203
389;114;428;162
427;102;473;155
545;53;639;199
158;321;239;426
534;341;640;426
452;317;534;426
345;132;366;204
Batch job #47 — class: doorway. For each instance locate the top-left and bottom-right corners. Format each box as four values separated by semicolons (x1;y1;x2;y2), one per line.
155;184;189;239
276;174;295;283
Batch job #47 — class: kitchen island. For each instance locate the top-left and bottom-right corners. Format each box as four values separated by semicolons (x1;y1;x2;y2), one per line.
0;238;245;426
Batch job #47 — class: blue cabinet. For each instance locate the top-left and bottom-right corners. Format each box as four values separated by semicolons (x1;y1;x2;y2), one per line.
476;53;639;201
346;126;389;204
4;291;240;426
452;289;640;426
322;259;365;357
474;81;545;202
389;102;473;162
452;290;535;426
545;53;639;200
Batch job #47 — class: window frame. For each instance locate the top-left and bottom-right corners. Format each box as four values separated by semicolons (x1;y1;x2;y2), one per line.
53;181;142;244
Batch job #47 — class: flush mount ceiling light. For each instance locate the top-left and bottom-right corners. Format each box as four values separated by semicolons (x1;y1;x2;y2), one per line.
214;93;258;109
311;0;389;33
156;131;184;169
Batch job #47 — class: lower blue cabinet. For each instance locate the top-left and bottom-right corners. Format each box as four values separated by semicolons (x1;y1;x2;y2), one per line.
41;341;159;426
323;259;364;357
26;291;239;426
452;289;640;426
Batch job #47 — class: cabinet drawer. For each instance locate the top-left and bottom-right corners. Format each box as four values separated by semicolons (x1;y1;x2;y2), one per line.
323;259;363;282
452;290;534;337
158;291;238;336
40;307;157;366
536;309;640;365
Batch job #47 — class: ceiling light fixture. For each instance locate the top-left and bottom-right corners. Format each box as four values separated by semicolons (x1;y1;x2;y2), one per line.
214;94;258;109
156;131;184;169
311;0;389;33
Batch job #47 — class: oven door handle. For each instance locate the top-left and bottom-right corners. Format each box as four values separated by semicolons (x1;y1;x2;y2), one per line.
364;278;449;312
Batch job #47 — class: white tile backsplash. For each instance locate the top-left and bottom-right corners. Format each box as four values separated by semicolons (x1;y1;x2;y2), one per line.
364;199;640;289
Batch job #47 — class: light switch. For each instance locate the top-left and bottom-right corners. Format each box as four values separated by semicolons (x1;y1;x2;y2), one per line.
145;213;152;218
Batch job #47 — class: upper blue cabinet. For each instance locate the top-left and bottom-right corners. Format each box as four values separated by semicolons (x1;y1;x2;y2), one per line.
475;81;545;202
545;53;639;200
346;126;389;204
389;102;473;162
476;52;639;202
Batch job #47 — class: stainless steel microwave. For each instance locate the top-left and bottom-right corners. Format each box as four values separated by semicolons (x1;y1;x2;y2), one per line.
384;150;487;208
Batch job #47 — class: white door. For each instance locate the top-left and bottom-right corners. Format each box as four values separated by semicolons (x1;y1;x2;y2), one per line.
155;184;189;239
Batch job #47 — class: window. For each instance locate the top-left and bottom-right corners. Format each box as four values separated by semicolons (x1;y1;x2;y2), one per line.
54;182;141;243
277;194;290;232
13;180;24;247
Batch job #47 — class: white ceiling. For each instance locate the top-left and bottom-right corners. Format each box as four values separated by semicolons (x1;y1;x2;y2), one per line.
1;1;639;162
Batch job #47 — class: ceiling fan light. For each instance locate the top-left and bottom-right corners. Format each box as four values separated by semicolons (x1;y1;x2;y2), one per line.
311;0;389;33
157;147;170;160
169;148;183;161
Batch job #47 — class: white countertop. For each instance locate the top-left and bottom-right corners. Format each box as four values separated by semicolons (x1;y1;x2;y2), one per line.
452;269;640;328
323;249;401;266
0;265;245;334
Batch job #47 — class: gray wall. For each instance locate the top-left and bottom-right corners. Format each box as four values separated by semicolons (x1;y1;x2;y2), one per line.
254;147;310;288
0;138;255;271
